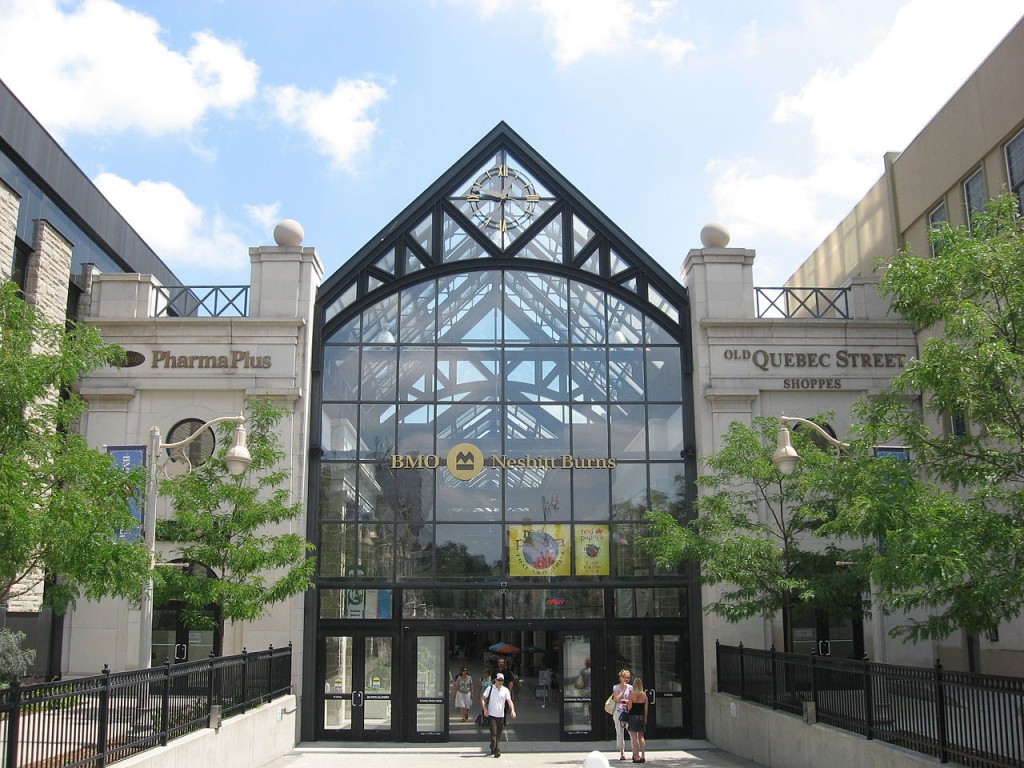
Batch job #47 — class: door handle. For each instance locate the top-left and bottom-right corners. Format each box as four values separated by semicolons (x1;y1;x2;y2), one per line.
645;688;655;704
174;643;187;661
352;690;365;707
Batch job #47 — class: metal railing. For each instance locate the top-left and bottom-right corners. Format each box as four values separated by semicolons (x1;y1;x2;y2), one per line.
1;644;291;768
153;285;250;317
755;287;850;319
717;641;1024;768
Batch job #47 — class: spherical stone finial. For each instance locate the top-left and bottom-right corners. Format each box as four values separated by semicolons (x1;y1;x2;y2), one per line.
273;219;304;247
700;222;730;248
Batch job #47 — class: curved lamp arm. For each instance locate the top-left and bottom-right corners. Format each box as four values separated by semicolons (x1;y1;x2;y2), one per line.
772;416;849;475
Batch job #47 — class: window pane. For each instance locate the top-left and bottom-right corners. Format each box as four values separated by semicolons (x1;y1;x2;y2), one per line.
320;462;358;521
506;346;569;402
571;347;607;402
323;347;360;401
608;296;643;345
437;404;500;455
396;404;435;455
571;405;609;459
402;587;502;619
322;404;358;459
437;347;500;401
646;347;683;401
361;346;397;401
318;522;394;579
569;282;606;344
362;293;398;343
650;462;687;517
436;466;500;522
438;271;501;342
395;466;434;523
608;347;644;401
397;524;435;579
505;404;570;455
436;524;502;580
504;271;569;342
610;404;646;456
612;523;653;578
398;347;435;401
359;404;396;458
504;467;570;523
611;462;648;521
400;281;437;343
648;404;685;459
573;468;610;521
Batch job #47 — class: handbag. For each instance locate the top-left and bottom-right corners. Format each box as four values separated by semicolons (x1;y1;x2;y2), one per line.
619;710;629;722
474;712;485;727
604;695;617;715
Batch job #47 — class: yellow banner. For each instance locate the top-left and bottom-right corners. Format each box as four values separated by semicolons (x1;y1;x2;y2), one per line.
508;525;570;576
574;524;610;576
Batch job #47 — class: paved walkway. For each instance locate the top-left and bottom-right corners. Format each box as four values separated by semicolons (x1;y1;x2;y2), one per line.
263;740;765;768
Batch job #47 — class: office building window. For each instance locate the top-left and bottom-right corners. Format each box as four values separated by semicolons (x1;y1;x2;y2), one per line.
928;200;948;257
963;168;986;227
1005;127;1024;212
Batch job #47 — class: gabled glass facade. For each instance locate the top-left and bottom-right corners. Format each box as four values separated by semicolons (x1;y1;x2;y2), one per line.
306;126;701;742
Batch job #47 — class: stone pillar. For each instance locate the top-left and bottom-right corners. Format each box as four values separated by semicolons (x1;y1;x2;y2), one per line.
248;219;324;320
0;179;19;283
25;219;74;324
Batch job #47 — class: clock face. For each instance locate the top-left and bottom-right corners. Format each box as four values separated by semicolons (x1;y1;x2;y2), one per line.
466;164;539;232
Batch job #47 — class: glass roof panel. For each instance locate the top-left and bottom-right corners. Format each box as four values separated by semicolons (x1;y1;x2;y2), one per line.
580;250;601;277
374;248;396;276
405;250;427;275
609;250;631;276
647;286;679;323
324;283;358;325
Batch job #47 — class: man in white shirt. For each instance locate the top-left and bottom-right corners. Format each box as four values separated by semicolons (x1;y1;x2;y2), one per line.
481;672;517;757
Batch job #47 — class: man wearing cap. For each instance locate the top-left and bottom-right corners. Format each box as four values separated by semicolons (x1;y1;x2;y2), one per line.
481;672;517;757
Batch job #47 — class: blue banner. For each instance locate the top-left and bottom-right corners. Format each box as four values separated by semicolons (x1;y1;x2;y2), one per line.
107;445;146;540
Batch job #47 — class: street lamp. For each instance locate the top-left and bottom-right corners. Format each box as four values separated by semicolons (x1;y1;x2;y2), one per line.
772;415;849;474
138;415;251;670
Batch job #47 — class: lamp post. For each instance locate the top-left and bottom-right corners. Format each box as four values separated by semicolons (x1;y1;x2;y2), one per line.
138;415;251;670
770;415;888;662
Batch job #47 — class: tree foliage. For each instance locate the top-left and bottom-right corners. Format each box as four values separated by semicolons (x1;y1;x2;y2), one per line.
154;398;314;649
0;281;149;614
643;416;865;650
0;629;36;685
827;193;1024;641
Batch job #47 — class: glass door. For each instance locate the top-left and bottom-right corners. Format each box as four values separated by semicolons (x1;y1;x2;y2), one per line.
410;634;448;741
320;633;394;740
151;605;217;665
560;633;593;739
613;631;689;738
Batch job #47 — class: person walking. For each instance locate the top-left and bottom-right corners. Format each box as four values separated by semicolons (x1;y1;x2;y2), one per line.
452;666;474;722
626;679;648;763
611;669;634;760
481;672;517;757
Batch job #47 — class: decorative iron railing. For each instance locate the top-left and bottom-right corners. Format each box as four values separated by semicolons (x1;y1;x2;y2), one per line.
153;285;250;317
755;287;850;319
717;641;1024;768
1;644;291;768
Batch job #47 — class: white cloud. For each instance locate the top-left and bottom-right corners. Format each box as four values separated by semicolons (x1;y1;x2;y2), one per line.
267;79;388;171
467;0;693;67
245;203;283;234
94;173;250;278
0;0;259;137
708;0;1024;257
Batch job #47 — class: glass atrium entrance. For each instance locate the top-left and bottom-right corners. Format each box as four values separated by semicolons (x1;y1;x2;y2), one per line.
304;124;702;742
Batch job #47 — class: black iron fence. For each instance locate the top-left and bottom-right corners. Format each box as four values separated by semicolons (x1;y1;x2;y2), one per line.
717;642;1024;768
1;644;291;768
755;287;850;319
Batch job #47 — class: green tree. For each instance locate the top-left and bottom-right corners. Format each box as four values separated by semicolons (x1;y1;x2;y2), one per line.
828;193;1024;644
0;629;36;685
643;417;865;651
155;398;314;651
0;281;150;626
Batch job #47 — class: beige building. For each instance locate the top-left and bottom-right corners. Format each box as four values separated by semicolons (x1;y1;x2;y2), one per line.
790;15;1024;288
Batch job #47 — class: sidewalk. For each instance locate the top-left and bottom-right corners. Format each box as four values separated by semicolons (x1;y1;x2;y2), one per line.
261;740;765;768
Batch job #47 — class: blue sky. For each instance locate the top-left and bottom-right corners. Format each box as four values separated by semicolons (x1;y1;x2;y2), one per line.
0;0;1021;288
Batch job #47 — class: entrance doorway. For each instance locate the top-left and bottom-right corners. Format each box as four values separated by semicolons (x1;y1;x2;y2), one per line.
319;633;396;740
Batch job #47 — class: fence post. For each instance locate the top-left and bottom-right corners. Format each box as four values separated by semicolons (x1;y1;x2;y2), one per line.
810;651;818;711
5;681;21;768
159;660;172;746
934;659;949;763
208;650;217;714
770;645;778;710
97;666;111;768
738;642;746;699
241;647;249;709
715;641;721;693
862;654;874;741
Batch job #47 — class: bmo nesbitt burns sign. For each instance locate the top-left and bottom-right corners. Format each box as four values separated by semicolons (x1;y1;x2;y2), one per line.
390;442;616;481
